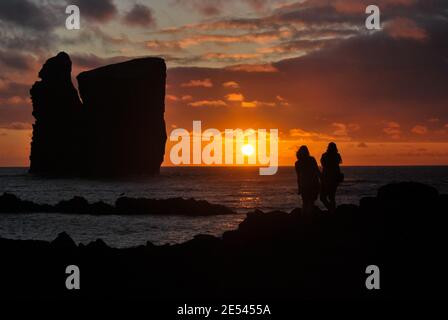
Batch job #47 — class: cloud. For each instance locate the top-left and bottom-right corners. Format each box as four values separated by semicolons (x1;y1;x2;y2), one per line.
71;53;132;70
73;0;117;22
276;95;290;106
332;123;348;136
383;122;401;139
0;0;61;31
146;31;284;51
0;0;62;53
226;93;244;102
385;17;427;41
202;52;261;63
222;81;240;89
358;142;368;148
411;125;428;135
289;128;335;142
0;50;35;72
0;122;32;130
123;3;156;27
166;95;179;102
188;100;228;107
181;79;213;88
0;81;30;100
241;100;276;108
241;101;257;108
225;63;278;73
171;0;271;16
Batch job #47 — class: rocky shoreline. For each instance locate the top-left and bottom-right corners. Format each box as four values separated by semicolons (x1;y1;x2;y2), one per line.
0;182;447;300
0;193;235;216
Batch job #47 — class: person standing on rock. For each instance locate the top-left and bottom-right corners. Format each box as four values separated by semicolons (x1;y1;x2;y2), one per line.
320;142;343;213
295;146;321;215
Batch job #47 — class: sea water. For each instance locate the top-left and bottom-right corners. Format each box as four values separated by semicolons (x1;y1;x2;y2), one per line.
0;166;447;247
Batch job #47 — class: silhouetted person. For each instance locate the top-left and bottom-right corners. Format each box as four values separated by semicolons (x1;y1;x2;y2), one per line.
295;146;321;215
320;142;343;213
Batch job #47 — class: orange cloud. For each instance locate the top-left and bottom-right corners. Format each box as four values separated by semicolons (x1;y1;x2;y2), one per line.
332;123;349;136
0;122;32;130
166;94;179;102
411;125;428;135
383;121;401;139
222;81;240;89
289;128;336;142
188;100;228;107
241;101;257;108
225;63;278;73
226;93;244;102
181;79;213;88
202;53;260;61
241;100;276;108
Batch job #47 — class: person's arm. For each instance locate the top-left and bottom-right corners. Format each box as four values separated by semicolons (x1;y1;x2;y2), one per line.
295;162;301;194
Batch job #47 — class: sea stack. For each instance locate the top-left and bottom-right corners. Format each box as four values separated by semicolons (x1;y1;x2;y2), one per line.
29;52;83;175
77;58;167;176
29;52;167;177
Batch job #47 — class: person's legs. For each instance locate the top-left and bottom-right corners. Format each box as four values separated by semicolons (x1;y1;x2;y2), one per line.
328;185;338;213
302;195;312;216
320;184;331;211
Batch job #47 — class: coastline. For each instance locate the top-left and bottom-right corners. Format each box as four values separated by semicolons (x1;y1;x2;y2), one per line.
1;181;447;300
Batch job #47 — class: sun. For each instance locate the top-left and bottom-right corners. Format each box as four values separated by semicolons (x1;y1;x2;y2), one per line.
241;144;255;156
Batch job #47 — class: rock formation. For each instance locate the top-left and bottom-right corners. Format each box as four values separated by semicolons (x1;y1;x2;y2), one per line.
29;52;83;175
77;58;167;176
29;52;167;177
0;193;236;216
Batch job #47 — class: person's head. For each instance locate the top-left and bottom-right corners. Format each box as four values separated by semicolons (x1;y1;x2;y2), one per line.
327;142;338;153
296;145;310;161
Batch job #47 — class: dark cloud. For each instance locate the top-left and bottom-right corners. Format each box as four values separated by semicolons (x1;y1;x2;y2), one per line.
0;0;63;54
0;0;62;31
123;4;156;27
73;0;117;22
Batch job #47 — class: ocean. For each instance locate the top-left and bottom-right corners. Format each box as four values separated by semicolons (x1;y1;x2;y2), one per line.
0;166;447;247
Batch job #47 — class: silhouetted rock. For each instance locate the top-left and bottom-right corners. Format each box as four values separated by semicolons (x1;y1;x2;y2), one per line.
29;52;167;177
51;232;77;250
115;196;235;216
0;193;235;216
86;238;109;251
90;201;116;215
77;57;167;176
55;196;89;213
30;52;83;175
377;181;439;210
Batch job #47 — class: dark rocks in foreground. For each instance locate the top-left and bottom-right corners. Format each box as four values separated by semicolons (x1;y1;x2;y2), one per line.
0;182;447;300
29;52;167;177
0;193;235;216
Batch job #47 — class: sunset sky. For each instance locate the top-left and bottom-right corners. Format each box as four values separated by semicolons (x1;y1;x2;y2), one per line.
1;0;448;166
